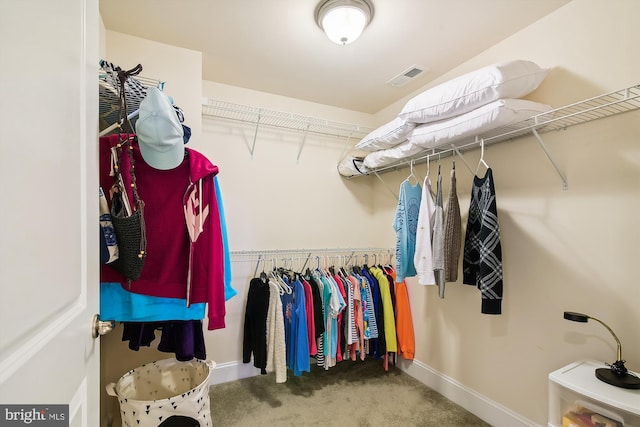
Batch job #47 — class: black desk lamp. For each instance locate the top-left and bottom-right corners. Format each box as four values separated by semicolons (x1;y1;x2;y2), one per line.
564;311;640;389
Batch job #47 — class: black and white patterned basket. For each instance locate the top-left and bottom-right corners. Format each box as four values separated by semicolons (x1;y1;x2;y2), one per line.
106;358;215;427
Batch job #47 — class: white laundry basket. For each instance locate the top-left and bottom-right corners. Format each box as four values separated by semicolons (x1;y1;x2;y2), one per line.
106;358;215;427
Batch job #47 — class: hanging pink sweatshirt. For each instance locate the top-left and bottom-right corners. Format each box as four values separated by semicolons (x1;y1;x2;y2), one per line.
99;134;226;330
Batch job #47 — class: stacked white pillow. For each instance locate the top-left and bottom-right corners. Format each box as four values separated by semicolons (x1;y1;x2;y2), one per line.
362;98;552;170
351;60;551;171
399;59;549;124
355;117;416;152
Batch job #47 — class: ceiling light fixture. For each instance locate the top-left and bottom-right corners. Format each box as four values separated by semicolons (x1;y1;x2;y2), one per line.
315;0;374;45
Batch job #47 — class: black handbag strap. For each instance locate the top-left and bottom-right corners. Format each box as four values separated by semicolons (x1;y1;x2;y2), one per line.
112;64;149;265
113;136;143;208
111;135;147;267
116;64;143;134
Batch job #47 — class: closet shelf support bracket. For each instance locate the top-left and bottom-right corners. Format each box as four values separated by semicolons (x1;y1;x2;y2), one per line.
372;170;398;199
531;127;568;190
338;132;354;163
247;112;261;157
296;124;310;163
452;145;474;175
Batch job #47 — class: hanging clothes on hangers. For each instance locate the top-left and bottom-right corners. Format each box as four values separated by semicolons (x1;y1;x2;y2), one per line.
432;164;446;298
304;268;325;361
100;282;206;322
99;87;228;330
368;265;397;371
330;269;348;362
300;275;317;357
320;268;346;370
474;138;490;176
309;270;326;368
393;164;422;282
286;276;311;376
214;176;237;301
463;144;503;314
361;265;385;362
444;161;462;283
360;269;379;342
266;274;286;383
240;252;404;374
414;158;436;286
99;135;226;328
345;270;365;361
393;277;415;361
121;320;206;362
242;275;270;375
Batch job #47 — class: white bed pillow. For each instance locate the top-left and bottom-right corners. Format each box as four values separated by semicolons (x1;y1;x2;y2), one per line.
399;60;549;124
363;140;424;169
354;117;416;152
362;98;552;170
338;155;369;177
409;98;552;149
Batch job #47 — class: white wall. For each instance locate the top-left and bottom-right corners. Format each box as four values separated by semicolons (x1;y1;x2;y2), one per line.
100;1;640;425
371;1;640;425
198;80;389;365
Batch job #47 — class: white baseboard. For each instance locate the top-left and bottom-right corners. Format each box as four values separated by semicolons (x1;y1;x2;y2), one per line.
208;358;541;427
209;360;261;385
397;358;541;427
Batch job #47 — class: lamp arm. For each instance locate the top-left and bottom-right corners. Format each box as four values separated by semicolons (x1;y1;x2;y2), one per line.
588;315;622;361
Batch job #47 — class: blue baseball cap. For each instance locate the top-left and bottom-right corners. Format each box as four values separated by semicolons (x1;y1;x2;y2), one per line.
135;87;184;170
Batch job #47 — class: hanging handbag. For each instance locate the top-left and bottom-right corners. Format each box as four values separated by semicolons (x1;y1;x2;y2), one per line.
107;134;147;281
105;65;147;282
99;186;119;264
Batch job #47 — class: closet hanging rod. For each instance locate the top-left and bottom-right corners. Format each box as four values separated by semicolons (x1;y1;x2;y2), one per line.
230;247;391;258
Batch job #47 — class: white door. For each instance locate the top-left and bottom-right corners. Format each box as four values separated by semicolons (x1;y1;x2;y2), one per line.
0;1;100;426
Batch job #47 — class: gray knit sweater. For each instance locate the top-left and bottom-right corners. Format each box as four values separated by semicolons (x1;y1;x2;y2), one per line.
444;166;462;283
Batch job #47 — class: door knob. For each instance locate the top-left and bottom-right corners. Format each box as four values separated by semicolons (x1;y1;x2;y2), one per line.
92;314;115;338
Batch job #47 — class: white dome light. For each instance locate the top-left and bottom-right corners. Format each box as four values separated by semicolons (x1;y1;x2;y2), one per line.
315;0;374;45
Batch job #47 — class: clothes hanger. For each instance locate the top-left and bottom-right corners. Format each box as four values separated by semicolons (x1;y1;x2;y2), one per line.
272;263;293;295
267;258;285;294
322;256;331;277
425;154;430;181
338;255;349;276
259;256;269;283
407;159;420;185
372;253;380;268
475;138;490;176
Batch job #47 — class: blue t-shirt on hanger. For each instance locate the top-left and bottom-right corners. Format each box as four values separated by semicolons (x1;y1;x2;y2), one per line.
393;179;422;282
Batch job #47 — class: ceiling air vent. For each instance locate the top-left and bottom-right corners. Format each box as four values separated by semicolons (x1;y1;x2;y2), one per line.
387;65;428;87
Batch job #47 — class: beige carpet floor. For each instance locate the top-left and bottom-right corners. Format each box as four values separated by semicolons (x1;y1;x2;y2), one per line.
209;358;491;426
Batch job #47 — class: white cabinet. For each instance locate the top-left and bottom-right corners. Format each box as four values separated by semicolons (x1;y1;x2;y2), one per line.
548;360;640;427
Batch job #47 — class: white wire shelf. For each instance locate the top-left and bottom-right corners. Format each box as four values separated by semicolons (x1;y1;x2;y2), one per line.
98;60;164;135
359;84;640;180
201;98;374;141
